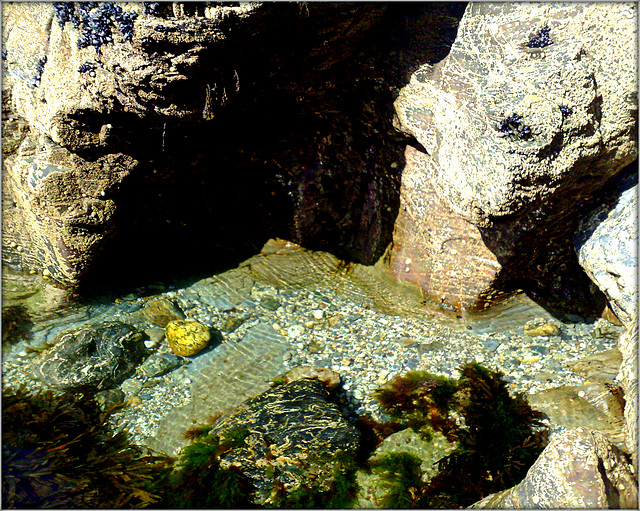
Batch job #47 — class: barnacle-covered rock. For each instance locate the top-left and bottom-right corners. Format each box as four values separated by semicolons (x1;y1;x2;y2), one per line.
33;320;147;392
165;319;211;356
206;378;360;506
470;428;638;509
389;2;637;315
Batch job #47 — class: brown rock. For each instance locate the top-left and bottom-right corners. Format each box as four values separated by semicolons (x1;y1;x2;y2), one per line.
470;428;638;509
380;146;508;312
616;321;638;473
142;298;185;327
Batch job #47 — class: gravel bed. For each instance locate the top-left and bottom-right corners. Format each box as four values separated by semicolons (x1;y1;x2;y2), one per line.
2;279;619;449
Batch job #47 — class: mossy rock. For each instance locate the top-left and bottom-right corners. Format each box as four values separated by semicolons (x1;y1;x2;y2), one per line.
355;427;457;508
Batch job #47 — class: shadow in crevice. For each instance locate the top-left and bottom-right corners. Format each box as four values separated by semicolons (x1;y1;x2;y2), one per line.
478;160;638;322
76;3;467;300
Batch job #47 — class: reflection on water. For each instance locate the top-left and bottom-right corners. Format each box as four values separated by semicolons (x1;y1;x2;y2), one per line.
2;239;567;347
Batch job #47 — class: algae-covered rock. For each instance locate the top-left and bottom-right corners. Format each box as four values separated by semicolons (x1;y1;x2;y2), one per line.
207;378;360;506
355;427;457;508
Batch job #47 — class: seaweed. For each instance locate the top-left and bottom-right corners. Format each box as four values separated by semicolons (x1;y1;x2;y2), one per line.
167;427;255;508
1;386;172;508
266;450;359;509
373;371;459;441
373;363;549;508
369;452;425;508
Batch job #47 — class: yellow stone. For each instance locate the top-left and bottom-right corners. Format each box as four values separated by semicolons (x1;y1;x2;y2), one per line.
524;323;561;337
165;319;211;356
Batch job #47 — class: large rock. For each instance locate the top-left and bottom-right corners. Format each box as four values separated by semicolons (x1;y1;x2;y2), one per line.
575;178;638;326
616;321;638;473
390;2;637;314
206;378;360;506
470;427;638;509
2;2;405;293
33;320;147;392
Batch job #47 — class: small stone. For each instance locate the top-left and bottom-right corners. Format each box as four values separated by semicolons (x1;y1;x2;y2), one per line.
524;322;561;337
145;326;165;344
287;324;305;338
482;338;501;352
165;319;211;356
139;352;188;377
120;378;143;395
220;315;246;333
94;389;125;411
307;340;322;353
142;298;185;327
312;309;324;320
260;297;281;311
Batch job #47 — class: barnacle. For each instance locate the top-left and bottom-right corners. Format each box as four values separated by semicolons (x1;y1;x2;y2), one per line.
497;113;533;141
559;105;573;118
526;26;553;48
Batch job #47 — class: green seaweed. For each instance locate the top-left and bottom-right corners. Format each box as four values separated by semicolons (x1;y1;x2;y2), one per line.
267;450;359;509
1;385;172;509
372;362;549;508
369;452;425;508
168;427;255;508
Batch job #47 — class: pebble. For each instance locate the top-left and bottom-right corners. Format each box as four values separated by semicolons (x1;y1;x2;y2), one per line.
165;319;211;356
1;265;621;449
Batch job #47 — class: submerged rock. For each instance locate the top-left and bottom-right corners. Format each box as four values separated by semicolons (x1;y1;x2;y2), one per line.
33;320;147;392
208;378;360;506
165;319;211;356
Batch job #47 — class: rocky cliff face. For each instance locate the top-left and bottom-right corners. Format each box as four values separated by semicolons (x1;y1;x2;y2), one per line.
2;2;466;295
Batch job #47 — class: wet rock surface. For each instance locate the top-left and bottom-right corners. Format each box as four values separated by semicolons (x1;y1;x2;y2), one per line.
206;378;360;506
470;427;638;509
33;320;147;392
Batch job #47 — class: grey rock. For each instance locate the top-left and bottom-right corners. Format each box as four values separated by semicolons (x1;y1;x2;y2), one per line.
616;320;638;473
529;384;626;449
576;183;638;325
208;378;360;506
138;352;189;378
94;388;126;411
33;321;147;392
470;427;638;509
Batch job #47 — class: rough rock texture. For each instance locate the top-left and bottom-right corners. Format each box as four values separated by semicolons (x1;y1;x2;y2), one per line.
575;179;638;326
616;320;639;473
470;428;638;509
390;2;637;315
32;320;147;392
2;2;444;295
207;378;360;506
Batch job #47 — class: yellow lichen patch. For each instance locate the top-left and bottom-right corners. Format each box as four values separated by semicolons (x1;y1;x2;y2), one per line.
165;319;211;356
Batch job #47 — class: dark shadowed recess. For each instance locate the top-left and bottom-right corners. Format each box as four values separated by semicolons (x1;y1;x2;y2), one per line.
76;2;467;299
479;159;638;322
